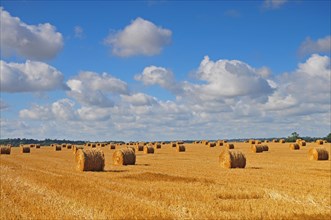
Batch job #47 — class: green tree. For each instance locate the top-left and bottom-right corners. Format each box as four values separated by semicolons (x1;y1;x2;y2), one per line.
326;133;331;143
286;132;300;142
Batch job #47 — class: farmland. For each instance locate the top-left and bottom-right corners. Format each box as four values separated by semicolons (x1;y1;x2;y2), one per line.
1;142;330;219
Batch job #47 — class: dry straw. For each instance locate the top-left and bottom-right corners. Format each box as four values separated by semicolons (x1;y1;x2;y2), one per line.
113;148;136;165
127;146;136;152
55;145;62;151
21;145;30;153
76;149;105;171
251;144;264;153
308;147;329;160
144;145;154;154
264;140;269;143
0;146;11;154
249;140;255;144
66;144;72;149
225;143;234;149
176;144;186;152
219;149;246;168
35;144;40;148
289;143;300;150
279;139;285;143
296;140;306;146
171;142;177;147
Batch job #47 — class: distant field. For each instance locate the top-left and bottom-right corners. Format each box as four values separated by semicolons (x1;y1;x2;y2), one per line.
1;142;330;219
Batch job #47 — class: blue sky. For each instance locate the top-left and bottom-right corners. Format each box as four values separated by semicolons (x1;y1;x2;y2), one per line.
1;0;330;141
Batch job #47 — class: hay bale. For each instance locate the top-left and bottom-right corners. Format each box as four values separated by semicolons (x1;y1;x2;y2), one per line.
91;143;96;148
113;148;136;165
219;149;246;169
66;144;72;149
256;141;262;144
176;144;186;152
262;145;269;151
225;143;234;149
264;140;269;143
76;149;105;171
251;144;264;153
73;145;84;154
55;145;62;151
209;142;216;147
21;145;30;153
272;139;278;143
171;142;176;147
289;143;300;150
110;144;116;149
298;140;306;146
279;139;285;143
154;143;161;149
177;141;184;144
35;144;40;148
316;140;324;145
0;146;11;154
143;145;154;154
136;145;144;151
50;143;57;147
61;144;66;148
249;140;255;144
308;147;329;160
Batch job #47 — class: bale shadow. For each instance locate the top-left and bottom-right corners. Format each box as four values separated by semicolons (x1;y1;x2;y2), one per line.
248;167;263;170
135;163;150;166
104;170;129;173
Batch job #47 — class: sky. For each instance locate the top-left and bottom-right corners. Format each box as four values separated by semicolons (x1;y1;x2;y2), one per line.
0;0;330;141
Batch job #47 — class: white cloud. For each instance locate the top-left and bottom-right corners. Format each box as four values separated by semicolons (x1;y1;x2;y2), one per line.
298;36;331;56
182;56;274;101
77;107;111;121
0;7;63;60
66;71;128;107
0;60;64;93
121;93;157;106
263;0;287;9
104;17;172;57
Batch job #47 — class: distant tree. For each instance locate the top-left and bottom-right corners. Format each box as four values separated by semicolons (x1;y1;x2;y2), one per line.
326;133;331;143
286;132;300;142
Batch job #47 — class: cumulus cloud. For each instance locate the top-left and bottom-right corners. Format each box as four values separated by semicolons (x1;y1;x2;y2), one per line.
0;60;64;92
121;93;157;106
0;7;63;60
298;36;331;56
66;71;128;107
134;65;180;93
263;0;287;9
104;17;172;57
182;56;274;101
77;107;111;121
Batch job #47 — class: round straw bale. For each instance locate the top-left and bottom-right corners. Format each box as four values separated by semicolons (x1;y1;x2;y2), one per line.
113;148;136;165
66;144;72;149
176;144;186;152
256;141;262;144
21;145;30;153
76;149;105;171
154;143;161;149
55;145;62;151
264;140;269;143
51;143;57;147
171;142;176;147
298;140;306;146
289;143;300;150
62;144;66;148
251;144;264;153
219;149;246;168
225;143;234;149
136;145;144;151
73;145;84;154
316;140;324;145
143;145;154;154
0;146;11;154
249;140;255;144
272;139;278;143
35;144;40;148
91;143;96;148
262;145;269;151
177;141;184;144
308;147;329;160
279;139;285;143
209;142;216;147
110;144;116;149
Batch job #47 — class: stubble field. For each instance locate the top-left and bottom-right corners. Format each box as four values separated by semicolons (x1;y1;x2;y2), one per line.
1;142;330;219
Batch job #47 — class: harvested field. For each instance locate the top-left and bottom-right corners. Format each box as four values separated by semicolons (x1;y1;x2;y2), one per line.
0;142;330;219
